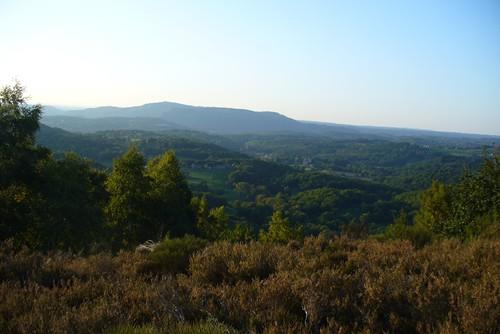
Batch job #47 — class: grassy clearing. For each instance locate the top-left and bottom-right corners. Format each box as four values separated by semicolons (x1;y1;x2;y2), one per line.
188;169;238;200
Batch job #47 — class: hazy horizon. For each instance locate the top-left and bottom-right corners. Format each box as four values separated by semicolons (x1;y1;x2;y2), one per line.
43;100;500;137
1;0;500;135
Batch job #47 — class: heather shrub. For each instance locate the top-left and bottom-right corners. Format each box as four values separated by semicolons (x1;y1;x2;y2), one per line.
183;237;500;333
0;247;196;333
1;237;499;333
144;235;208;274
188;241;287;285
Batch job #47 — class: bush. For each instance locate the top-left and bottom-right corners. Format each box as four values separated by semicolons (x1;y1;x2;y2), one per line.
188;241;287;285
145;235;208;274
1;237;499;333
383;219;433;248
0;244;196;333
182;237;500;333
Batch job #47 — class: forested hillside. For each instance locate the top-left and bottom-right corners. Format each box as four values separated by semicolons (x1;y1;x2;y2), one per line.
37;125;248;167
37;116;495;235
37;124;412;234
1;84;499;333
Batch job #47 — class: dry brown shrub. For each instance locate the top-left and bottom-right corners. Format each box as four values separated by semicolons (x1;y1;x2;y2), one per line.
1;237;498;333
183;237;500;333
0;243;196;333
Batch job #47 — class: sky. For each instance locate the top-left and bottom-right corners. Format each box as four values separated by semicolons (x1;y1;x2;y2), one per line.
1;0;499;135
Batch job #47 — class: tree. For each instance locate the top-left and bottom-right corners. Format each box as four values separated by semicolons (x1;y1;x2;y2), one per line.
225;222;255;242
147;150;194;237
36;153;107;250
192;195;210;234
105;146;152;248
383;209;433;248
259;208;302;243
414;154;500;239
0;82;41;148
0;82;46;185
452;154;500;237
415;181;452;236
0;183;41;245
207;206;229;240
193;195;229;241
0;83;49;246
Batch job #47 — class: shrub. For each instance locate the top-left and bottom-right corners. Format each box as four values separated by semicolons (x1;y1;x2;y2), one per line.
1;237;499;333
383;211;433;248
188;241;286;285
145;235;208;274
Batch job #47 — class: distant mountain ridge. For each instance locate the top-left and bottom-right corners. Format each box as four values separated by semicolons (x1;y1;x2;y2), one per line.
42;101;500;139
42;101;315;134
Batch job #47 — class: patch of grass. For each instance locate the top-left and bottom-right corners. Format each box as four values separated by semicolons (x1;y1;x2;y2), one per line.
188;169;238;200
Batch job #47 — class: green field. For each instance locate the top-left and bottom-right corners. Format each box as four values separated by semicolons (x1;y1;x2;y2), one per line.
187;168;239;200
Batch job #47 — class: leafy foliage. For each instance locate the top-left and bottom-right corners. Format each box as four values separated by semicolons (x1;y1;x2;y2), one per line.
105;146;153;248
383;210;433;248
147;151;194;237
414;155;500;238
259;209;302;243
192;196;230;241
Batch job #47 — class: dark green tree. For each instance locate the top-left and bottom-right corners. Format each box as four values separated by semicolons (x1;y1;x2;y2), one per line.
415;154;499;239
225;222;255;242
0;83;48;245
384;209;432;248
453;154;499;237
0;82;44;180
193;195;229;241
105;146;152;248
147;150;194;237
36;153;107;250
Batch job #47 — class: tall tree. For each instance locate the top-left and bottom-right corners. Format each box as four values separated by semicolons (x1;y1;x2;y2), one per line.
452;154;500;237
105;146;152;248
147;150;194;237
36;153;107;250
415;180;452;236
0;83;48;245
0;82;47;185
415;154;499;238
259;208;302;244
192;195;210;236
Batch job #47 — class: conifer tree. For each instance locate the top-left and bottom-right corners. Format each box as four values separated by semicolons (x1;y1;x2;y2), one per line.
259;208;302;243
193;195;229;240
193;195;210;237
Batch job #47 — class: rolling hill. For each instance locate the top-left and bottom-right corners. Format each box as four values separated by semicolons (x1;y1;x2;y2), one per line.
42;102;500;142
42;102;315;134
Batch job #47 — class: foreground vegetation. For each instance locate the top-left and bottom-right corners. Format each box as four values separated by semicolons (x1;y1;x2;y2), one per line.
1;83;499;332
1;236;499;333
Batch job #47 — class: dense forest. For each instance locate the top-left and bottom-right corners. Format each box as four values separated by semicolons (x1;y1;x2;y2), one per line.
1;83;499;333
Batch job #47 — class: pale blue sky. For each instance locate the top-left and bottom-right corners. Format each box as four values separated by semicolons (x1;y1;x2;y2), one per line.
1;0;499;135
